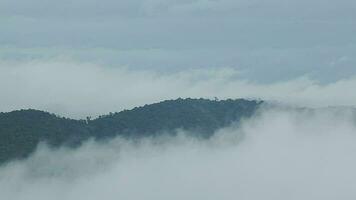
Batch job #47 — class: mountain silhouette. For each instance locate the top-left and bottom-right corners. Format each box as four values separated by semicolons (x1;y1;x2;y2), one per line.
0;98;262;164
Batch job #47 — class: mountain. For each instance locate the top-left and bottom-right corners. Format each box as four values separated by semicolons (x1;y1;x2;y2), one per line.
0;98;262;164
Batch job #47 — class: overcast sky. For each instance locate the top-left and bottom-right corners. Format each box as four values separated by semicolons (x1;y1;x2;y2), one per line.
1;0;356;82
0;0;355;116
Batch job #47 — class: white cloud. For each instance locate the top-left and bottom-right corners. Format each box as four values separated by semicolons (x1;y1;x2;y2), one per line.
1;107;356;200
0;60;355;118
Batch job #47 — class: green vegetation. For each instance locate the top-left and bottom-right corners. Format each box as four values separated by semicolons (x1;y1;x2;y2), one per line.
0;98;262;164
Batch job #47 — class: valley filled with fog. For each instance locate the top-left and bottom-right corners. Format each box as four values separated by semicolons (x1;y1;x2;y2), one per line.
1;106;356;200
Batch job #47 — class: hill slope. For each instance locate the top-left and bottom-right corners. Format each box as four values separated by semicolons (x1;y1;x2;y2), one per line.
0;98;262;164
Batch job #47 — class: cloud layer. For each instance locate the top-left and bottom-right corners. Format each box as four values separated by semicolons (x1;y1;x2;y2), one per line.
1;0;355;83
1;107;356;200
0;60;355;118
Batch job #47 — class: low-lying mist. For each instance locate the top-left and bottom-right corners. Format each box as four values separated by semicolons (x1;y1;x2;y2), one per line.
1;107;356;200
1;61;356;118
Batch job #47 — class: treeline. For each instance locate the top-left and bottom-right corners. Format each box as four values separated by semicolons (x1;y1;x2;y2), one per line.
0;98;262;164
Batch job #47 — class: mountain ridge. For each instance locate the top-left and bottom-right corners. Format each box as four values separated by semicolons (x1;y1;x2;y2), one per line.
0;98;263;164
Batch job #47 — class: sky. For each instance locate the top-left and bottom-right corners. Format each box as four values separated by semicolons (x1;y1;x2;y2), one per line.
1;0;356;81
0;0;355;116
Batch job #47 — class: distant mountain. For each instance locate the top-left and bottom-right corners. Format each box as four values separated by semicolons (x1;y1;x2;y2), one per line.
0;98;262;164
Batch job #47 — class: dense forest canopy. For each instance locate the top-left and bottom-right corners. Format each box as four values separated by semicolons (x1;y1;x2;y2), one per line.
0;98;262;164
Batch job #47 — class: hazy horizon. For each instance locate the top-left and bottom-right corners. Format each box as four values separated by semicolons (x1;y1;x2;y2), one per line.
1;0;355;118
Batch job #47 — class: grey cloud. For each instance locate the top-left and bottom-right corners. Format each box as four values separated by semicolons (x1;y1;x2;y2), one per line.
1;0;355;83
1;45;356;84
1;0;355;19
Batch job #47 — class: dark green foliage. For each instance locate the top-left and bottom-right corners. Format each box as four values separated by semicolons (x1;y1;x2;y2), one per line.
0;109;90;163
0;98;262;164
90;98;262;138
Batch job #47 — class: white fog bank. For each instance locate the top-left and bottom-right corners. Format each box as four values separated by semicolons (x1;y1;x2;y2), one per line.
1;107;356;200
0;61;355;118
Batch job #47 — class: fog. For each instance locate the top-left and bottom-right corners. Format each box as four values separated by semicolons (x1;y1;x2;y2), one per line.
0;60;355;118
1;107;356;200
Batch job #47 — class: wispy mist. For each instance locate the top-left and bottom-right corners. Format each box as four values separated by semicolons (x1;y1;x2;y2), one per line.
1;107;356;200
0;61;355;118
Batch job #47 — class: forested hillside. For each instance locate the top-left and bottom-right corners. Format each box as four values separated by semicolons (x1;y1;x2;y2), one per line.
0;98;262;164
